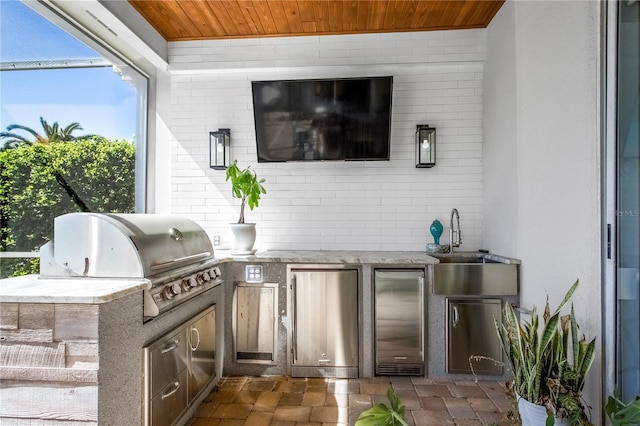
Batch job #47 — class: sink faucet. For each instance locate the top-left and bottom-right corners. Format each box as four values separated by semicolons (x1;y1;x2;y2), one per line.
449;208;462;253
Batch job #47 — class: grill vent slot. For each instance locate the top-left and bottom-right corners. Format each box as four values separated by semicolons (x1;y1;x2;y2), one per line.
236;352;273;361
290;366;359;379
376;363;425;376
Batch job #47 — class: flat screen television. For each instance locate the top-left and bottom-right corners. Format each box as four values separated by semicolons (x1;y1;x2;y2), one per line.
251;76;393;162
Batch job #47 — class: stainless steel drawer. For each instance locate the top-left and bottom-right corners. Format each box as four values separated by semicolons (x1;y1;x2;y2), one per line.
150;369;188;426
149;328;188;398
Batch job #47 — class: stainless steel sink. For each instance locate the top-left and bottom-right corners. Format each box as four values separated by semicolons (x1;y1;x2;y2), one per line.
433;256;501;264
431;252;519;295
429;251;519;264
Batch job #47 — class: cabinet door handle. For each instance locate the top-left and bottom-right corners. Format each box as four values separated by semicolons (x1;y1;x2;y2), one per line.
511;302;533;315
291;276;297;362
420;275;425;356
161;339;180;354
161;381;180;399
452;306;459;328
190;327;201;351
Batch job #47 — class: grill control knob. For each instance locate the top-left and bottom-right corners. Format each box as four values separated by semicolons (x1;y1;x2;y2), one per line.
210;267;220;279
180;280;191;292
188;277;198;287
161;288;173;300
202;272;211;282
161;283;181;300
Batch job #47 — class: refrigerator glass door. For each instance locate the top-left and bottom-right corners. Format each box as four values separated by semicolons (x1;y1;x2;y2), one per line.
375;269;424;367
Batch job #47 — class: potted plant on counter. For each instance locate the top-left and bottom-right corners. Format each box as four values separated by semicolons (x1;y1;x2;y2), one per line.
497;279;596;425
225;160;266;254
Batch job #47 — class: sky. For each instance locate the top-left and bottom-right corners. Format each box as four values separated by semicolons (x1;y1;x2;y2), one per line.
0;0;138;141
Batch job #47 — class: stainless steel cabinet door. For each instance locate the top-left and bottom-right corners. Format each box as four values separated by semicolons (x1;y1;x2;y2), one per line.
446;298;502;374
233;283;278;363
292;269;358;368
375;269;424;365
188;306;215;400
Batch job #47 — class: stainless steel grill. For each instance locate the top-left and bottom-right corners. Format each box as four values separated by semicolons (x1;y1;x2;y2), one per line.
39;213;222;318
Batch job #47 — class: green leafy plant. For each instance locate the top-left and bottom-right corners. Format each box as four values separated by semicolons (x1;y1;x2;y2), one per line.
0;139;135;278
225;160;266;223
497;279;596;425
605;395;640;425
355;387;408;426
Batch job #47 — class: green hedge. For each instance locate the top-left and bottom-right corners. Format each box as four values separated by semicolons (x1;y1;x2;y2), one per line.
0;139;135;278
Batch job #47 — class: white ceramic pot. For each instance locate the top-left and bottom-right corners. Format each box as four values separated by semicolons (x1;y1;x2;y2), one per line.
517;394;570;426
229;223;256;254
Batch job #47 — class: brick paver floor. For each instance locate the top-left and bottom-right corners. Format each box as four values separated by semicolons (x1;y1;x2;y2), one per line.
187;375;519;426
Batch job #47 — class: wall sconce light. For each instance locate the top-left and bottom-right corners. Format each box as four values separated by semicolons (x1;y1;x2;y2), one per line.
416;124;436;168
209;128;230;169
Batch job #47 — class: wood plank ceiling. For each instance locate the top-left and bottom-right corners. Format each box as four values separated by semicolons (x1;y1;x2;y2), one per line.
128;0;505;42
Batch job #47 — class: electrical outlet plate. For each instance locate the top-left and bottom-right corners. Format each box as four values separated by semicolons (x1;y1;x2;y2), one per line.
245;265;263;283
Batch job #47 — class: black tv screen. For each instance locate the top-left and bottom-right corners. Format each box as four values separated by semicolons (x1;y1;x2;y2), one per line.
251;76;393;162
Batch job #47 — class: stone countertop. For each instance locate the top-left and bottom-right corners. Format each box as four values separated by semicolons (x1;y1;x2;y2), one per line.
428;251;522;265
0;250;463;304
0;274;151;304
215;250;441;264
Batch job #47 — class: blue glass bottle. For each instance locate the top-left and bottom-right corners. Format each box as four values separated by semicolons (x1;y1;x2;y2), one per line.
430;219;443;245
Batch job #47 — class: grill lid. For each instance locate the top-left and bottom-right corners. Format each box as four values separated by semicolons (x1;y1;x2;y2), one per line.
40;213;214;278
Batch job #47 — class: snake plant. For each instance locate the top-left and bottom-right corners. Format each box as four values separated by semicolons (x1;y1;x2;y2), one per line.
496;279;596;425
355;387;408;426
605;395;640;426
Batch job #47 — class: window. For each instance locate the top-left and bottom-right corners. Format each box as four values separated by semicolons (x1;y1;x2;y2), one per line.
615;0;640;402
0;0;147;278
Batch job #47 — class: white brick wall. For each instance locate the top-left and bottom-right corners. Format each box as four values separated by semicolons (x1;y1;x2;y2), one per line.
168;30;485;251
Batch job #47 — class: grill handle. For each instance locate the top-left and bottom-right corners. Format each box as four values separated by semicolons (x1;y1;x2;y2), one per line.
150;252;211;271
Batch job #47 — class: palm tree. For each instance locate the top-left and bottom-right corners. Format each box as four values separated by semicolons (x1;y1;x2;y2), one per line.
0;117;102;210
0;117;101;149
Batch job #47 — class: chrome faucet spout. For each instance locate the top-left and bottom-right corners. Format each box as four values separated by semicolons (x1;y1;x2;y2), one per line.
449;208;461;253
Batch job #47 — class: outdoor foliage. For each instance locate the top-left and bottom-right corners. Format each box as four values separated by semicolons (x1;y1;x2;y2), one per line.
497;279;596;425
0;117;101;149
0;138;135;278
355;387;408;426
605;395;640;426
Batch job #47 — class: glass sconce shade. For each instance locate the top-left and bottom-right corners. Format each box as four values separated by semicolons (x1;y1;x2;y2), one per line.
210;128;230;169
416;124;436;168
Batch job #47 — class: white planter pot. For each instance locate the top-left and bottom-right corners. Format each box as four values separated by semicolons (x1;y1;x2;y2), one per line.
517;394;570;426
229;223;256;254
